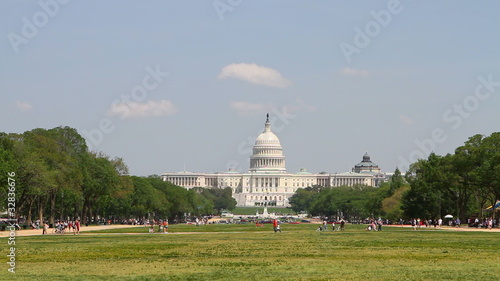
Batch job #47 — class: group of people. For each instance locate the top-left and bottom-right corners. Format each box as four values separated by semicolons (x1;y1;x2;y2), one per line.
30;220;42;230
194;217;210;226
149;220;169;233
410;218;443;230
409;217;499;230
366;219;384;231
317;219;346;231
471;217;496;229
49;220;81;235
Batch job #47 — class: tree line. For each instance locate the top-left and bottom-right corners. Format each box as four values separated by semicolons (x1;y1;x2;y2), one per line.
2;127;498;224
290;133;500;221
0;127;236;226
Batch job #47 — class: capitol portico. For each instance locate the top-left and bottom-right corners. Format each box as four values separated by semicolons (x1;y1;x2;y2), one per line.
162;115;386;207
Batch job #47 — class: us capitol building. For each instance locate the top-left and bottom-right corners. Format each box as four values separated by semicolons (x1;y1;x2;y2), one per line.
162;115;386;207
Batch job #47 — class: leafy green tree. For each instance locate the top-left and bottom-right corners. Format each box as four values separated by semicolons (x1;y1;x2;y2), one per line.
308;187;338;217
0;133;15;203
404;157;444;219
126;176;169;219
0;134;54;223
305;185;381;219
382;185;410;221
289;186;320;213
200;187;236;213
99;159;134;220
23;128;85;225
80;153;121;223
187;189;214;216
389;168;404;196
476;133;500;216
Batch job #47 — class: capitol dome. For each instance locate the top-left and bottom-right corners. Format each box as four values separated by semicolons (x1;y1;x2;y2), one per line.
254;119;282;146
249;114;286;173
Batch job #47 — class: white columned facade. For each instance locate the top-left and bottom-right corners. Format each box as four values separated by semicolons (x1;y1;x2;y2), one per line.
161;115;384;207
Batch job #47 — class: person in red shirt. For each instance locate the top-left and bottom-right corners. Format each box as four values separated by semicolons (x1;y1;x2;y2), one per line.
75;220;80;235
273;219;279;232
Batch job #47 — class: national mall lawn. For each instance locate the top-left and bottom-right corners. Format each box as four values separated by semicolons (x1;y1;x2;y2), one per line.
9;224;500;280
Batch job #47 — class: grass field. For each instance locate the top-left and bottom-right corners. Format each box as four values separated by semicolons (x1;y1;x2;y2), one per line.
6;224;500;280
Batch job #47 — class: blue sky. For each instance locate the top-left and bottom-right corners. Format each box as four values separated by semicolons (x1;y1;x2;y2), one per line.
2;1;499;176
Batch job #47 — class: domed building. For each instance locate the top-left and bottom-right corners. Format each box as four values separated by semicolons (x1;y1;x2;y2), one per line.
162;115;384;207
351;152;386;187
249;114;286;173
352;152;381;174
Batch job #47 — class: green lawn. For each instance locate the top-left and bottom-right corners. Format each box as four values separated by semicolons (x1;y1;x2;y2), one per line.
7;224;500;280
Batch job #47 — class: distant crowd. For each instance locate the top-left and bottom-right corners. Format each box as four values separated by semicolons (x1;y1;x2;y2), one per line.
469;217;496;229
46;220;81;235
405;217;498;230
316;219;346;232
3;215;497;235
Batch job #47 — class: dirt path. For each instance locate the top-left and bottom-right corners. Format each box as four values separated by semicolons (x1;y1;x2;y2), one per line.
0;224;142;237
386;225;500;232
2;224;498;237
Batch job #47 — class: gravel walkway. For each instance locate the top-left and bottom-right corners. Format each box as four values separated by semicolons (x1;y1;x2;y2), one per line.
0;224;142;237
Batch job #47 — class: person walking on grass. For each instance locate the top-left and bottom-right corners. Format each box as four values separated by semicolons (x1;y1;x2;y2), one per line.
75;220;80;235
273;219;279;233
340;219;345;231
42;223;48;235
163;220;168;233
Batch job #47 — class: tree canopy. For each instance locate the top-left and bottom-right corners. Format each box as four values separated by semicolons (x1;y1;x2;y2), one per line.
2;127;498;224
0;127;236;224
289;133;499;222
402;133;500;220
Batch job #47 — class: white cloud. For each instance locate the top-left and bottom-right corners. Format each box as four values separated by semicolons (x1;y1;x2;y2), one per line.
16;101;32;111
218;63;291;88
399;114;414;126
107;100;178;118
340;67;370;77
